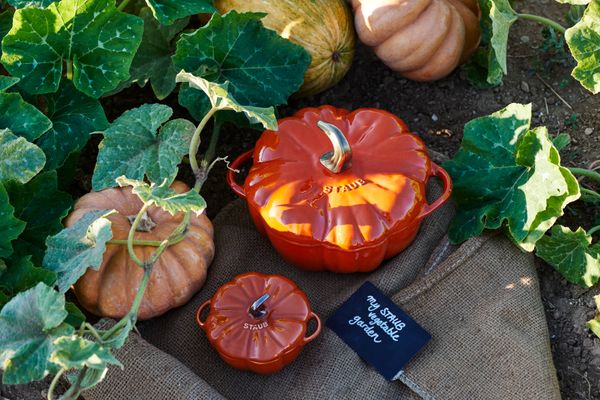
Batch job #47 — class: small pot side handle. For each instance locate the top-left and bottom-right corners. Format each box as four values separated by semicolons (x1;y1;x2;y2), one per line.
417;161;453;220
196;300;211;330
226;149;254;200
303;312;322;344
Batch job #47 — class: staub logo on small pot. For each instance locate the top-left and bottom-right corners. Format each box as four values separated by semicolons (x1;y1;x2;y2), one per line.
243;321;270;330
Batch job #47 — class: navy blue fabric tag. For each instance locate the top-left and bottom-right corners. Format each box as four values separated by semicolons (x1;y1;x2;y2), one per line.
326;282;431;380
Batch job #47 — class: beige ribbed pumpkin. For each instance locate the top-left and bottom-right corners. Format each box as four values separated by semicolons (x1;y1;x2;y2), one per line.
65;181;214;320
215;0;356;97
352;0;481;81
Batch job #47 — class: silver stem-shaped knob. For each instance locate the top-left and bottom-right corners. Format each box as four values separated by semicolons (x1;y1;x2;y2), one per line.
248;293;270;319
317;121;352;174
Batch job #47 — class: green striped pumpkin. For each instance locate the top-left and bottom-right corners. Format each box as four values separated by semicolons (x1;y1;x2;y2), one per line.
215;0;356;97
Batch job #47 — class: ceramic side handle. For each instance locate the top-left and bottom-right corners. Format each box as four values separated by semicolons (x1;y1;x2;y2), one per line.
227;149;254;200
417;162;453;220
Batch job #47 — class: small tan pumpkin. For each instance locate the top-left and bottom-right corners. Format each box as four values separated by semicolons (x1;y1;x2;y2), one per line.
352;0;481;81
65;181;214;320
215;0;356;97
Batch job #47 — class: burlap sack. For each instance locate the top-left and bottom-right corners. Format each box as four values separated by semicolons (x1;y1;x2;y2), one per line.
85;177;560;400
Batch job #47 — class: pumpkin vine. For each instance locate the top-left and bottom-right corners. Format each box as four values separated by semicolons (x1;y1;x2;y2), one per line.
0;4;309;398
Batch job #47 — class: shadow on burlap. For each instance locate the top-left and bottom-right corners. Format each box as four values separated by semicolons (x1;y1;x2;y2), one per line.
85;163;560;400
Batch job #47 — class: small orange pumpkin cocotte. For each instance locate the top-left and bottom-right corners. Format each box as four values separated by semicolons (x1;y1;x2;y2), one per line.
352;0;481;81
65;181;215;320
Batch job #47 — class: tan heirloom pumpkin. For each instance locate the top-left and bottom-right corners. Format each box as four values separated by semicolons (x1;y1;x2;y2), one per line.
215;0;356;97
65;181;214;320
352;0;481;81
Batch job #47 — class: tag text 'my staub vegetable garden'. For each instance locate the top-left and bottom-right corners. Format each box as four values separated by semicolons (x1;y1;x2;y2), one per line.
0;0;598;398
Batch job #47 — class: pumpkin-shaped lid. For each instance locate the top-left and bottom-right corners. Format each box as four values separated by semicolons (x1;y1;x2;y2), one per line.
198;273;319;366
244;106;438;251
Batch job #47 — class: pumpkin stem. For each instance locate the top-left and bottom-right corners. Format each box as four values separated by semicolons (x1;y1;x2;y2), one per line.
588;225;600;237
127;211;157;232
331;51;341;62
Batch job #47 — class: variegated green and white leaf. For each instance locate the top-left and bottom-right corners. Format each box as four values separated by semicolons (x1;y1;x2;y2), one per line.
0;283;73;384
43;209;113;293
537;225;600;287
566;0;600;93
588;295;600;338
444;103;581;251
176;71;277;130
117;177;207;216
51;336;121;371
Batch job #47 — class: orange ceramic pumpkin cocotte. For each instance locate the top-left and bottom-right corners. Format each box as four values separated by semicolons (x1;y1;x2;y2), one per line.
352;0;481;81
227;106;452;273
197;272;321;374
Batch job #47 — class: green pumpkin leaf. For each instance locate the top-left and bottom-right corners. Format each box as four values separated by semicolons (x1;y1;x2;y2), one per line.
0;10;13;44
67;365;107;389
0;184;25;258
101;319;132;349
174;11;310;122
1;0;144;98
4;171;73;265
566;0;600;94
0;93;52;141
536;225;600;287
36;81;108;170
0;291;8;309
7;0;55;8
127;8;188;100
0;282;73;384
588;295;600;338
64;301;85;327
92;104;196;191
0;129;46;185
552;133;571;151
117;176;207;215
556;1;591;6
464;0;515;87
43;209;113;293
490;0;518;75
51;336;121;371
0;256;56;296
145;0;214;26
443;103;581;251
0;76;20;92
463;47;505;88
176;71;277;130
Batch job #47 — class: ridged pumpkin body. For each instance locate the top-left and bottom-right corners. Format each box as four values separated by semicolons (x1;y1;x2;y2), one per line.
65;182;214;320
228;106;452;273
352;0;481;81
215;0;356;97
198;273;320;374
